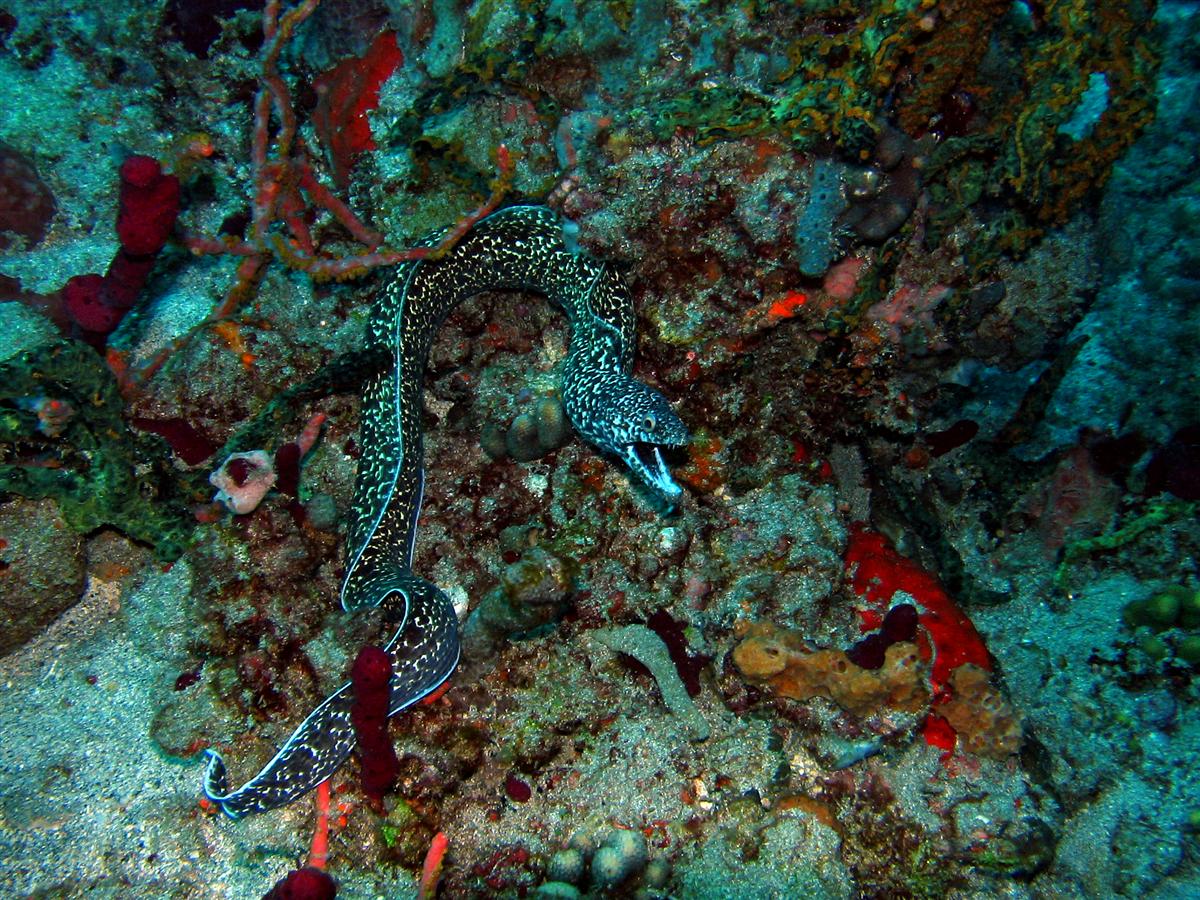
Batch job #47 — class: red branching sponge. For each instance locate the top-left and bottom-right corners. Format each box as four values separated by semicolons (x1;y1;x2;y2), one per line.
61;154;180;341
313;30;403;188
63;273;123;335
350;644;398;809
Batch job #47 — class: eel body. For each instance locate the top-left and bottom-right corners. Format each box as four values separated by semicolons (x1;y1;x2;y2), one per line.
203;205;688;817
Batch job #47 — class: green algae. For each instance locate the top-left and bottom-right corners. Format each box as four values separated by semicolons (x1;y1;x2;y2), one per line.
0;341;193;560
1176;636;1200;666
1055;499;1197;594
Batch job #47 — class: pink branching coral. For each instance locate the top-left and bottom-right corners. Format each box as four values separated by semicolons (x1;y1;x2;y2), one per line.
135;0;512;389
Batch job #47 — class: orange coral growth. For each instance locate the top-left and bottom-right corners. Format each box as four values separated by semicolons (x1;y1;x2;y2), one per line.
733;622;929;717
767;291;809;321
212;319;255;369
887;0;1011;136
938;664;1022;758
777;793;840;831
734;616;1021;760
841;528;1025;758
677;433;725;493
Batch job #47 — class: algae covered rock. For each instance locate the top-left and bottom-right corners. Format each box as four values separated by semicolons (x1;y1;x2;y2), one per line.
0;342;193;560
0;498;85;655
462;545;576;656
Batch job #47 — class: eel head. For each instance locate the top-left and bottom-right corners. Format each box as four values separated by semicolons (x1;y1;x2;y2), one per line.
584;376;690;504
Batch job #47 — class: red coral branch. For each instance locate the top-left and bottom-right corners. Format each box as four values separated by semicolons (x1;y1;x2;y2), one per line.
128;0;512;391
307;778;332;870
418;832;450;900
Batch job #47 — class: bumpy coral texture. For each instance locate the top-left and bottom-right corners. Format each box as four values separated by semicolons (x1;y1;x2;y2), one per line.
937;664;1022;758
596;624;710;741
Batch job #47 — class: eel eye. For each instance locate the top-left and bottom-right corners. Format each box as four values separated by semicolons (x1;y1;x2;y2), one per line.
643;414;656;431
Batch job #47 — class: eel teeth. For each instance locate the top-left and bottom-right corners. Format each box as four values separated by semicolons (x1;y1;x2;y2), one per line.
623;443;683;502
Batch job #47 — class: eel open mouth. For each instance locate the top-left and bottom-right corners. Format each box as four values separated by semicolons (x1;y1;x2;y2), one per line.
619;441;684;503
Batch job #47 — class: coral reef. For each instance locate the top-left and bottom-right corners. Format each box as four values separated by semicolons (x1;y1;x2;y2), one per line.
793;158;848;278
0;341;193;559
590;827;649;892
0;0;1197;897
461;545;576;657
263;866;337;900
937;664;1022;758
61;154;181;342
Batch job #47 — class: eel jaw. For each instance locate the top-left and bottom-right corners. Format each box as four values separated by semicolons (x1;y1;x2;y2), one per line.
618;442;684;504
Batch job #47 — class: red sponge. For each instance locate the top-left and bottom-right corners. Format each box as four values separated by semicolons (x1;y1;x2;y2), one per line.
262;866;337;900
60;154;180;340
116;155;180;255
350;645;399;808
63;273;122;334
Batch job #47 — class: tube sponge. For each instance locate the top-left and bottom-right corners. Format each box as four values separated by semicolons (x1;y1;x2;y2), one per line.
794;158;847;277
350;645;400;808
595;624;709;741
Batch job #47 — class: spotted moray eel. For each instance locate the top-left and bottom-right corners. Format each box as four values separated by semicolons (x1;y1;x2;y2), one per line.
202;205;689;817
